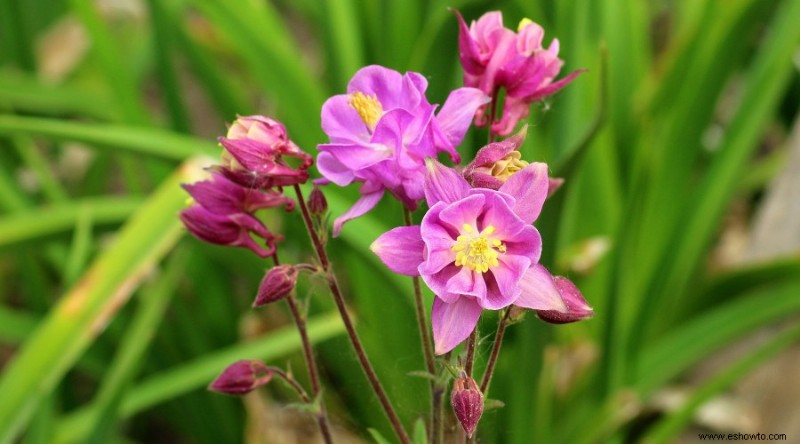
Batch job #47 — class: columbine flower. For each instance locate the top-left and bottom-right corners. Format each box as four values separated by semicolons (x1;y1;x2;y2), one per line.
455;10;583;136
371;159;591;353
215;115;313;189
317;65;489;235
451;374;484;438
209;360;273;395
462;126;564;195
180;173;294;257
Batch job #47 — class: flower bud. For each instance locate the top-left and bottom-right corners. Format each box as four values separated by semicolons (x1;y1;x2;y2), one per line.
463;127;529;190
253;265;298;307
208;359;272;395
536;276;593;324
451;374;484;438
307;185;328;217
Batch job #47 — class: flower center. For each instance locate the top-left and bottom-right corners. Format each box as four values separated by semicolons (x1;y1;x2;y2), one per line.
452;224;506;273
349;91;383;131
490;151;529;182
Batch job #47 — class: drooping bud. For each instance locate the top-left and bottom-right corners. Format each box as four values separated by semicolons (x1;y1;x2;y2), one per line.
216;115;313;189
209;359;273;395
535;276;593;324
307;185;328;217
451;374;484;438
253;265;298;307
179;206;277;257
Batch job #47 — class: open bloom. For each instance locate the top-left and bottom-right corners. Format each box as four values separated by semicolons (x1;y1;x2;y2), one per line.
455;10;583;135
462;126;564;196
317;65;489;235
371;159;591;353
215;115;313;189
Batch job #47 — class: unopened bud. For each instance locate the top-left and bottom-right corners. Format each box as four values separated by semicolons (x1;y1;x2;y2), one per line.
308;185;328;217
451;374;484;438
253;265;298;307
536;276;594;324
208;359;272;395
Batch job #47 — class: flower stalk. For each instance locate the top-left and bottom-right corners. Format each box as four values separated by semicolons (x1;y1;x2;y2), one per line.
293;184;411;444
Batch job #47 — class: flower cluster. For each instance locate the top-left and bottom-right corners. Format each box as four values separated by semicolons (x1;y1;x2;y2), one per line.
184;8;593;443
455;11;583;135
180;115;311;257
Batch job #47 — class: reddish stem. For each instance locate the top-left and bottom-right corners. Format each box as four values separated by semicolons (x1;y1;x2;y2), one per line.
293;184;410;444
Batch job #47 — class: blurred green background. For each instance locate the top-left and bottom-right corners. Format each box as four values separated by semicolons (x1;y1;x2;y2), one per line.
1;0;799;443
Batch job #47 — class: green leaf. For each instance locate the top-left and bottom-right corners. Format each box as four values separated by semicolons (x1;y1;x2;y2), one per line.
0;158;207;443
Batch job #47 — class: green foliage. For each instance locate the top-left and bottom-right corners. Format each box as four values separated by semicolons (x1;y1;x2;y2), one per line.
0;0;798;442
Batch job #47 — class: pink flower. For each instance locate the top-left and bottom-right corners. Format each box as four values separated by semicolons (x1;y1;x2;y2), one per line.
371;160;592;354
462;126;564;196
215;115;313;189
455;10;584;136
317;65;489;235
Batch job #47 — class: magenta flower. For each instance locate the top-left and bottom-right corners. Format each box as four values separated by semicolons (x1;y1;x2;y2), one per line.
180;173;293;257
455;10;583;135
371;160;590;354
451;374;484;438
215;115;313;189
317;65;489;235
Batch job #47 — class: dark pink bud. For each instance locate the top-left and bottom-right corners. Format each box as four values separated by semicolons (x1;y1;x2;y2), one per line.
547;177;564;198
451;375;484;438
182;173;295;214
179;206;277;257
536;276;593;324
209;359;272;395
253;265;298;307
307;185;328;217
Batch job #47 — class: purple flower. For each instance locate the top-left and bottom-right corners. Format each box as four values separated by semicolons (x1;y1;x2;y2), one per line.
216;115;313;189
371;159;591;354
455;10;583;136
209;359;273;395
317;65;489;235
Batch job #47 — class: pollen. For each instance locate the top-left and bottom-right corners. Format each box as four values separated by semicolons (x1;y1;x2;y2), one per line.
518;18;534;32
451;224;506;273
349;91;384;131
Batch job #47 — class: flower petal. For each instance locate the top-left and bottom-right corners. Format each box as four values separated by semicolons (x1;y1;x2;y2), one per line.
320;95;369;144
317;142;391;171
434;87;490;149
332;189;384;236
514;264;567;311
432;296;483;355
480;255;528;309
445;267;488;300
316;152;356;186
499;162;549;224
371;226;424;276
423;159;471;206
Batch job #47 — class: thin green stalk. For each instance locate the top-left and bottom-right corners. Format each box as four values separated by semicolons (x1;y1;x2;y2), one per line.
12;136;68;203
479;309;510;395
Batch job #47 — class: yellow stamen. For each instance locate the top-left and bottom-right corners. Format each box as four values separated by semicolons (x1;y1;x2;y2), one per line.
518;18;534;32
450;225;506;273
349;91;383;130
491;151;529;182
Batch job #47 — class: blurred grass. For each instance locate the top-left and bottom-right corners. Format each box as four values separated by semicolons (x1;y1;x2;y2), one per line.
0;0;798;442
